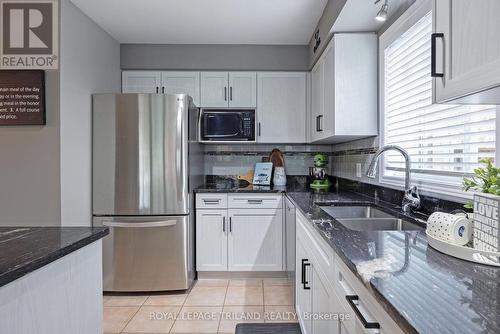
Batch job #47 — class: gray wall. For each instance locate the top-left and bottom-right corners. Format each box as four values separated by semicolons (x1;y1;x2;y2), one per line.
0;71;61;226
308;0;347;67
121;44;309;71
60;0;121;226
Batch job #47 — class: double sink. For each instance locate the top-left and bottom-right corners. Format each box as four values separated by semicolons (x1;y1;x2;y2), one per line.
320;205;423;231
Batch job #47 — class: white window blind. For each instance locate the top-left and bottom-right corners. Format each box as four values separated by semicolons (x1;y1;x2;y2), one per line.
382;11;496;186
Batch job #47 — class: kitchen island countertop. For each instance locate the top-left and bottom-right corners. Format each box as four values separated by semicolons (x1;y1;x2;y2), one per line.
0;226;108;287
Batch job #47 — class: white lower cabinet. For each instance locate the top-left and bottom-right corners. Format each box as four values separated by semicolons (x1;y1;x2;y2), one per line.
295;239;312;334
196;209;227;271
228;209;283;271
296;216;342;334
296;209;403;334
196;194;283;272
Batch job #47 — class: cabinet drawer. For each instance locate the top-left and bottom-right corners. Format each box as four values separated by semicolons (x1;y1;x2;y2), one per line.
196;193;228;209
228;194;282;209
334;255;403;334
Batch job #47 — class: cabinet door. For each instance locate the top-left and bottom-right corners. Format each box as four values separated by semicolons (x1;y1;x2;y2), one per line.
161;72;200;106
310;58;324;142
229;72;257;107
227;208;283;271
284;198;296;281
296;239;312;334
322;41;335;138
201;72;228;107
257;72;307;143
196;210;227;271
312;266;340;334
434;0;500;102
122;71;161;93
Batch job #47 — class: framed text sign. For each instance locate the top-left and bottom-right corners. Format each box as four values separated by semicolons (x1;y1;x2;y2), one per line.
0;70;45;125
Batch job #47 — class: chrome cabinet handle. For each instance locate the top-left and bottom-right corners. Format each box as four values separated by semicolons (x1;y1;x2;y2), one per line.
345;295;380;329
222;216;226;232
224;87;227;101
162;86;165;94
156;86;159;94
431;33;444;78
103;220;177;228
258;122;261;136
247;199;263;204
230;86;233;101
229;216;232;232
317;115;323;132
203;199;221;204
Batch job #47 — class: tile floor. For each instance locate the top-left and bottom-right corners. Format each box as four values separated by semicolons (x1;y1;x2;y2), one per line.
103;278;297;334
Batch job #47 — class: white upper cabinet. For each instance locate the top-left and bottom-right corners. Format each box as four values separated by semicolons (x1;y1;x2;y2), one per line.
200;72;229;107
122;71;200;104
122;71;161;93
228;72;257;107
433;0;500;103
161;72;200;106
257;72;307;143
310;51;325;143
310;33;378;144
201;72;256;108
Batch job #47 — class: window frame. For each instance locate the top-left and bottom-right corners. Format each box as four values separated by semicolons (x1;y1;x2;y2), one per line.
378;0;499;201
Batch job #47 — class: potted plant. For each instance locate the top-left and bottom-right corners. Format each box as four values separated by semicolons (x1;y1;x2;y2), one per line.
463;158;500;252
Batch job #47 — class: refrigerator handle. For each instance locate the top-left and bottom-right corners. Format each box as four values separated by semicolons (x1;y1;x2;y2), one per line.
176;99;188;202
102;220;177;228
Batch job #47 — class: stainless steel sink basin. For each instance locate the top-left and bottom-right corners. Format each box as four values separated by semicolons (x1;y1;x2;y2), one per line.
320;205;422;231
335;218;421;231
321;206;393;219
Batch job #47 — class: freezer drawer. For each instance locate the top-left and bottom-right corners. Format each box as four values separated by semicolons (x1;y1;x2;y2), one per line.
94;215;192;292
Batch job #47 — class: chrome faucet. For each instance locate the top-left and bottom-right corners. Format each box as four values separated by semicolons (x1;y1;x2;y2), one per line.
366;145;420;214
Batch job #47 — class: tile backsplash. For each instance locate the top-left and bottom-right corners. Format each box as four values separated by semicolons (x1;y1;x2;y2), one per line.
330;136;382;185
203;144;333;176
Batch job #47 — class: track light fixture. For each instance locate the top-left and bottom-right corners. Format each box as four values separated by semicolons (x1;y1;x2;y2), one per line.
375;0;389;22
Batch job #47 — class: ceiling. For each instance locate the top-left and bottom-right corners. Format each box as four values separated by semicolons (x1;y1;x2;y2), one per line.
331;0;410;33
71;0;328;45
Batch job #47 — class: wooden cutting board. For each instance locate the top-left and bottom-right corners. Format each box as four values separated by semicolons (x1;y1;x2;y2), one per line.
269;148;284;168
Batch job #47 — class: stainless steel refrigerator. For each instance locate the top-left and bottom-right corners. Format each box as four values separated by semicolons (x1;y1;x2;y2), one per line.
92;93;202;292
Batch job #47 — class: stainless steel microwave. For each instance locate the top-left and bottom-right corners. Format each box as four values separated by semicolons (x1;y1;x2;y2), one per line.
199;109;256;143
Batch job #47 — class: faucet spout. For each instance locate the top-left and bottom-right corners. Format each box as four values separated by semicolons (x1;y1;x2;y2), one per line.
366;145;420;213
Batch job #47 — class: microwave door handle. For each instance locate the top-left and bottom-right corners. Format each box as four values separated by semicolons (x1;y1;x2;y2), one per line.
203;133;240;138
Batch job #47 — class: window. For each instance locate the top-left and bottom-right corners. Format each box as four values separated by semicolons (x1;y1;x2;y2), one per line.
380;6;497;198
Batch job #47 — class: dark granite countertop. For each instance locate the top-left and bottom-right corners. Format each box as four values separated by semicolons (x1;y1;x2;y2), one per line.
196;176;499;332
0;227;109;287
195;176;308;193
285;189;500;334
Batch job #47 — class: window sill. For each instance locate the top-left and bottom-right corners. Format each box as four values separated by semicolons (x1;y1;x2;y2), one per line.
379;175;471;204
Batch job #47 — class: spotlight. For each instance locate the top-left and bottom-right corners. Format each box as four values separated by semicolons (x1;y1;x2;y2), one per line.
375;0;389;22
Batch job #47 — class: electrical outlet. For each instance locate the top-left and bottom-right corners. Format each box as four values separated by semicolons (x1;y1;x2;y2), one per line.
356;163;362;178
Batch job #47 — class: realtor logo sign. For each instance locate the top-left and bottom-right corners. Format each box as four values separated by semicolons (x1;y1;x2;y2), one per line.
0;0;58;69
